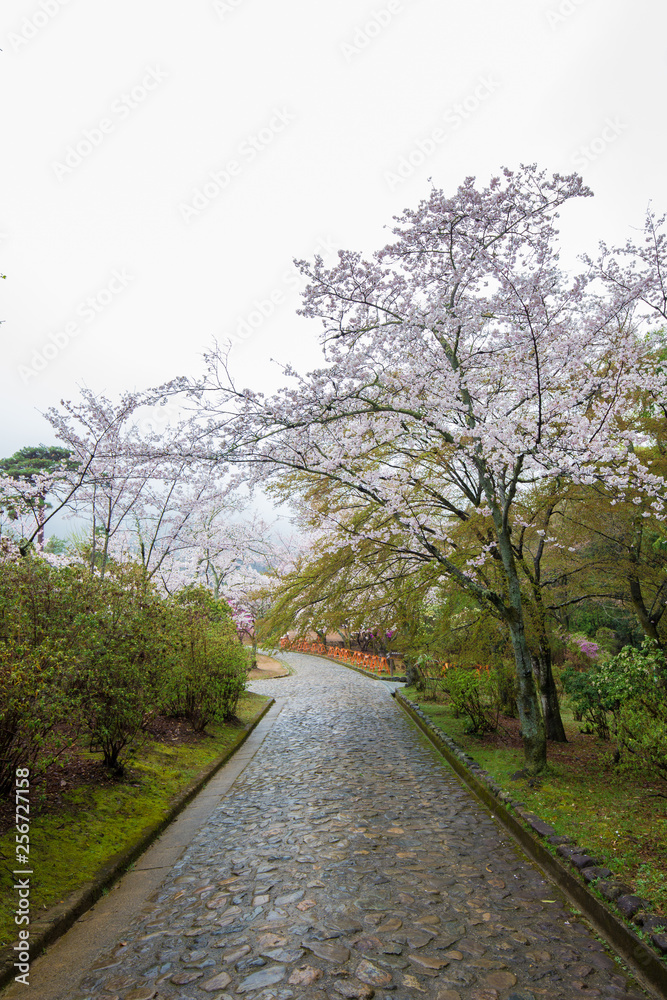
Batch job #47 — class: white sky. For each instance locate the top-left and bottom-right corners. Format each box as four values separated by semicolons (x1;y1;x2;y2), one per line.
1;0;665;457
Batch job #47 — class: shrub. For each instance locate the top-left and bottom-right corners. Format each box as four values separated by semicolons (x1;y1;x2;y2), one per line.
164;587;247;732
0;559;82;789
413;654;448;701
0;639;77;794
0;557;175;777
67;567;172;770
0;560;248;787
596;639;667;782
444;665;499;734
561;665;614;740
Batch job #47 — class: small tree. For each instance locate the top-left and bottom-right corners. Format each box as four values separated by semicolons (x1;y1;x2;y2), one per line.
165;587;247;731
0;445;77;550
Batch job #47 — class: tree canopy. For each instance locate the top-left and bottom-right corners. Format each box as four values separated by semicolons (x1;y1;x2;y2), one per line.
188;165;667;772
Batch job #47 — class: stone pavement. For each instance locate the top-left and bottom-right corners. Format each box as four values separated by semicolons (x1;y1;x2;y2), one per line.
11;654;656;1000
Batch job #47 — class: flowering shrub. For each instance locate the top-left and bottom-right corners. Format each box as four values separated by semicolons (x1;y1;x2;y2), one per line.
575;637;599;660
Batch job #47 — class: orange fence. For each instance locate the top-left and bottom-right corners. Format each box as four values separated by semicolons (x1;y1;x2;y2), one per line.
279;637;393;676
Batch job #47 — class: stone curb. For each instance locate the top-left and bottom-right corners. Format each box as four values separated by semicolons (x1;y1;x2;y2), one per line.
394;691;667;1000
0;697;275;992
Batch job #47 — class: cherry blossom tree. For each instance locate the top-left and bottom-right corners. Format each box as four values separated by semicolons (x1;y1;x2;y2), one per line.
588;207;667;323
185;166;667;773
0;439;97;557
42;389;167;576
222;529;303;664
0;446;76;548
41;389;227;581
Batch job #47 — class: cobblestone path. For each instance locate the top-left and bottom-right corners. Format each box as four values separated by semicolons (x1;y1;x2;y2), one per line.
71;653;649;1000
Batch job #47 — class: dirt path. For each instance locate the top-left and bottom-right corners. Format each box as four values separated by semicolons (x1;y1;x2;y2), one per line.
247;652;291;680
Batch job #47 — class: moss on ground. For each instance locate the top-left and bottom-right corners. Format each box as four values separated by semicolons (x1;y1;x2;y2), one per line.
0;692;269;948
402;687;667;914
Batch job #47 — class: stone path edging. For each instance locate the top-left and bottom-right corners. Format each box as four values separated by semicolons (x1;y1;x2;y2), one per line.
394;690;667;1000
0;697;275;992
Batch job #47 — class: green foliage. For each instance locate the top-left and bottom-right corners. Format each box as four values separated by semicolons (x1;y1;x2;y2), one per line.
595;627;623;655
494;662;518;717
597;639;667;782
71;567;174;769
562;639;667;781
0;559;80;790
411;590;513;669
566;600;643;648
0;562;248;786
164;586;247;732
561;665;614;740
413;654;447;701
0;639;76;793
443;665;499;735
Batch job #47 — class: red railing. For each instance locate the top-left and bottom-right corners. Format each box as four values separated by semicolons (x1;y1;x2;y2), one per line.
279;637;393;676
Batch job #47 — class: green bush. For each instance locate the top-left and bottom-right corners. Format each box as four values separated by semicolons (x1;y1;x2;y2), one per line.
562;665;614;740
71;567;173;770
562;639;667;781
0;639;77;794
164;587;247;732
0;560;82;790
413;654;447;701
0;558;177;774
0;560;250;787
443;665;499;735
596;639;667;782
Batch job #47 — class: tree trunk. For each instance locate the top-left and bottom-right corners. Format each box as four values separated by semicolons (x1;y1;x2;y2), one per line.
532;649;567;742
507;618;547;773
100;528;110;579
522;561;567;741
37;499;45;549
495;517;547;773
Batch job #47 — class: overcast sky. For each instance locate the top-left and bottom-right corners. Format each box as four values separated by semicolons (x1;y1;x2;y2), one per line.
1;0;665;458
